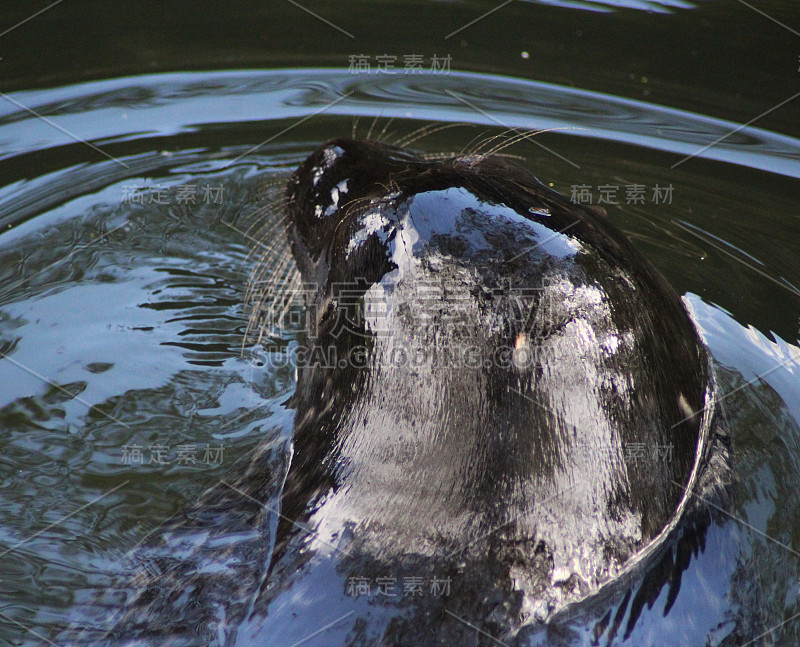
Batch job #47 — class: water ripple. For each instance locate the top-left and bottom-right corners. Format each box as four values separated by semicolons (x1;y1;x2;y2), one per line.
1;69;798;185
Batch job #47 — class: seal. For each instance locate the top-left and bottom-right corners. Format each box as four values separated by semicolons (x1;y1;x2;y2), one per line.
233;138;730;646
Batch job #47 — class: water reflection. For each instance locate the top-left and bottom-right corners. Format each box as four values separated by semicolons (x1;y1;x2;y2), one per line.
528;0;697;14
3;70;800;192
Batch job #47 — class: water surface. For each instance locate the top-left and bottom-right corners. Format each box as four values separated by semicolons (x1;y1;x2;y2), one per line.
0;16;799;645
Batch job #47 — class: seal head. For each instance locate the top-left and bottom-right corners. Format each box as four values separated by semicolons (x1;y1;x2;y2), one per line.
266;137;719;633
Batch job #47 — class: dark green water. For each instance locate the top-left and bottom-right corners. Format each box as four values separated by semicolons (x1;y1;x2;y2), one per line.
0;1;799;645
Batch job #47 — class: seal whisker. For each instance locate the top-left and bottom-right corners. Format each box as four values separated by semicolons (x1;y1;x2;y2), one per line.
337;195;379;220
243;195;291;232
244;200;291;248
265;246;298;302
482;128;547;157
365;113;381;142
420;151;463;161
470;127;520;155
459;128;494;156
243;228;294;324
423;151;526;162
393;122;474;148
246;241;300;340
246;211;291;252
244;225;290;288
484;126;583;157
376;115;398;142
268;273;304;332
239;206;291;255
242;214;289;253
255;177;290;191
247;243;293;312
389;121;444;147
